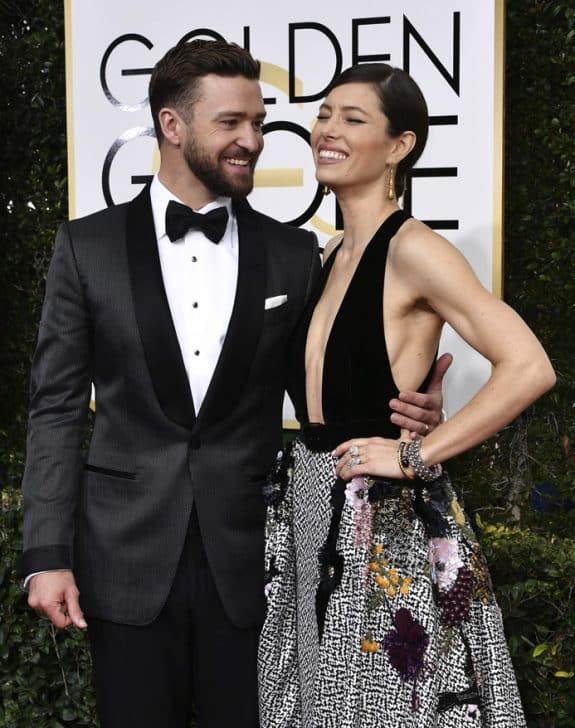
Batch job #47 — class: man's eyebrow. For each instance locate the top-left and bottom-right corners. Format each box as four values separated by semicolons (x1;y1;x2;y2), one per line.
214;110;267;119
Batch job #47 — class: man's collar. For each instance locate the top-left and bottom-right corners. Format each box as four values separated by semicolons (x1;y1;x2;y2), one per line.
150;175;233;241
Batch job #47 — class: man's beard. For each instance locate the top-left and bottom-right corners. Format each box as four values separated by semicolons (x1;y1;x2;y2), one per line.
184;137;256;199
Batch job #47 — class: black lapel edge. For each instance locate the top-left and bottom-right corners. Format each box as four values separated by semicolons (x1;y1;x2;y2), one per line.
196;199;266;428
126;185;196;430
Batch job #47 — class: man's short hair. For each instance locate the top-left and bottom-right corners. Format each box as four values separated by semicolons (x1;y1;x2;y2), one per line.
149;39;261;143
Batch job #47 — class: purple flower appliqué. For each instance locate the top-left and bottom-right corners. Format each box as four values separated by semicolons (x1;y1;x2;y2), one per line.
345;477;367;510
428;537;464;591
383;608;430;681
467;704;481;721
345;477;372;548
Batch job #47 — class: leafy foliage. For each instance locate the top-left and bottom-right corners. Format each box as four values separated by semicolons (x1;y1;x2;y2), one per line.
1;492;95;727
0;2;96;725
0;0;573;726
482;522;575;727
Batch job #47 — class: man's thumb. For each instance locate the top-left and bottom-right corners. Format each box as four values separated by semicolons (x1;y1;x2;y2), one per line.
66;590;87;629
429;352;453;390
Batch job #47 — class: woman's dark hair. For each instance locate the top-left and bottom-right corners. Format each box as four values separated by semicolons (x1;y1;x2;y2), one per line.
149;39;261;144
328;63;429;197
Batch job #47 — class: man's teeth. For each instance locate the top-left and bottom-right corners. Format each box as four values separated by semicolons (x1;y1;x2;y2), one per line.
228;158;249;166
319;150;347;160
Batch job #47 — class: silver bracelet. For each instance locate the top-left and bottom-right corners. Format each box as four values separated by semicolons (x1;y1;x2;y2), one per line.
404;439;441;482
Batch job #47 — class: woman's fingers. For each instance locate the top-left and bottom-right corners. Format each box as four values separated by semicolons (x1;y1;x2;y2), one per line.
333;438;403;480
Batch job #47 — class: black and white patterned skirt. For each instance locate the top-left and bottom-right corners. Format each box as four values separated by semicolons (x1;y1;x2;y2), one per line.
258;440;526;728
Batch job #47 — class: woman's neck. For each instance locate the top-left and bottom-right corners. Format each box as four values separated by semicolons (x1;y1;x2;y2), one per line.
336;186;400;253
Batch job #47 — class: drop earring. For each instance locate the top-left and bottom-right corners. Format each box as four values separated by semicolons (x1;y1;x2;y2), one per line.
323;185;331;196
387;165;396;201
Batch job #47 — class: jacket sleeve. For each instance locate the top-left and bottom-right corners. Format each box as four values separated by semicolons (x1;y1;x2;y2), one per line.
19;222;93;577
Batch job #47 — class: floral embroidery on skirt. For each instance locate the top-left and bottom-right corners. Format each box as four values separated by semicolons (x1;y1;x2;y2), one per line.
258;440;526;728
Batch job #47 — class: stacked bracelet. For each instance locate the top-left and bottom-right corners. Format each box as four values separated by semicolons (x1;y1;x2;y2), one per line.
398;439;441;482
397;441;416;479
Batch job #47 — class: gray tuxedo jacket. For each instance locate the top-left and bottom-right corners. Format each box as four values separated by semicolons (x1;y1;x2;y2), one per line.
20;186;320;628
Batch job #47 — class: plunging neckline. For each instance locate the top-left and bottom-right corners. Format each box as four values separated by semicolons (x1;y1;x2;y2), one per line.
305;210;407;424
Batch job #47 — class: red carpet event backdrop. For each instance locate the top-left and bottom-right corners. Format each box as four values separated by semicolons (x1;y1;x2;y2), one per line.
64;0;504;421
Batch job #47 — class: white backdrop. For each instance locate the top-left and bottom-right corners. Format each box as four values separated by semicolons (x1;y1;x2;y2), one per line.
65;0;504;423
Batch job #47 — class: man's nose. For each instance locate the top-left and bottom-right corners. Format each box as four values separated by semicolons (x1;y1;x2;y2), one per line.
238;124;262;153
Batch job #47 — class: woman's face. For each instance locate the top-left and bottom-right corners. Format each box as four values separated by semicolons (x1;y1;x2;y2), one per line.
311;82;394;193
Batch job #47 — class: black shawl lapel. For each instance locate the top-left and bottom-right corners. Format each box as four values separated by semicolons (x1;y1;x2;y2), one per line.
196;198;266;429
126;185;196;430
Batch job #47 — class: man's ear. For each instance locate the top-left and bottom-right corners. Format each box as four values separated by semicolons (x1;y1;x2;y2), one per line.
387;130;416;165
158;107;184;148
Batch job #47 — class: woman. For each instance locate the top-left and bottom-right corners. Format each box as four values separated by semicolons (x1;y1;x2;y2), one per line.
258;64;555;727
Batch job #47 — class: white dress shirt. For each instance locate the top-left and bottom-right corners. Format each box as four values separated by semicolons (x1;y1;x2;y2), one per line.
150;175;238;413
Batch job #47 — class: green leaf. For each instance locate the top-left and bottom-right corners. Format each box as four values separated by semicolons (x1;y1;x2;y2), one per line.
532;643;550;657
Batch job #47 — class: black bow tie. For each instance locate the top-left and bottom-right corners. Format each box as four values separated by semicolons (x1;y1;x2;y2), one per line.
165;200;229;244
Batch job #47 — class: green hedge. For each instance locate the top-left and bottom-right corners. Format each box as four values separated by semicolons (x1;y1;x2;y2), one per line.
482;523;575;727
1;1;574;726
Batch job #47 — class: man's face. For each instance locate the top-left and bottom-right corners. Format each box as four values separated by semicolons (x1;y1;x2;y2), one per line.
182;74;266;199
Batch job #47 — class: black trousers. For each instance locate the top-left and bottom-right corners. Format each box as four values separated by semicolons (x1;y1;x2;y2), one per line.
87;508;260;728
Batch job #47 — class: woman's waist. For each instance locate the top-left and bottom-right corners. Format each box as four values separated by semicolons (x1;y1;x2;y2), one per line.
300;418;399;452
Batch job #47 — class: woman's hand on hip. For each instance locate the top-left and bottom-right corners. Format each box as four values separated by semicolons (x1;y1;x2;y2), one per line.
333;437;404;480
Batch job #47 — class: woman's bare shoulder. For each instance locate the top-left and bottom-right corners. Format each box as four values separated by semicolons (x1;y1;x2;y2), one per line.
322;232;344;263
391;217;463;267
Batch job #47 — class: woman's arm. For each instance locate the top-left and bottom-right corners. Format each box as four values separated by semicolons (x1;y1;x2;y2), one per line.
402;223;555;465
334;223;555;479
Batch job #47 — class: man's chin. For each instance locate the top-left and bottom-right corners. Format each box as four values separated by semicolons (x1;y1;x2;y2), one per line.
215;175;254;200
230;183;254;200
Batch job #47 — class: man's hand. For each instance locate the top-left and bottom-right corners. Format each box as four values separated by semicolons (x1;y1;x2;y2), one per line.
27;570;87;629
389;352;453;438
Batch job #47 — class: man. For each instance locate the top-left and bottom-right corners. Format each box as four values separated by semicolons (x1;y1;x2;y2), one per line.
20;40;447;727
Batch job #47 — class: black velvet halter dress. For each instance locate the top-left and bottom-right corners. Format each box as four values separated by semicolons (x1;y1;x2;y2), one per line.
258;212;526;728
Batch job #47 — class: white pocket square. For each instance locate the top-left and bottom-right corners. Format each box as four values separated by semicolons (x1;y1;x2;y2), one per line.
265;294;288;310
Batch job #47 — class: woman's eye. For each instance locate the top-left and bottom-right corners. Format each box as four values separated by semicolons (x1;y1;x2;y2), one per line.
316;114;329;121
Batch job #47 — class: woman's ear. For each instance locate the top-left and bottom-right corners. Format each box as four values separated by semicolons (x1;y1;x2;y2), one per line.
388;130;416;165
